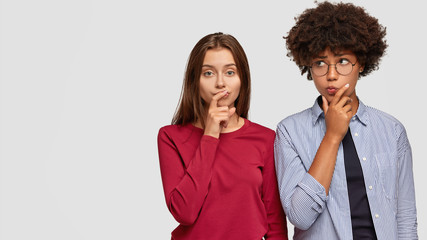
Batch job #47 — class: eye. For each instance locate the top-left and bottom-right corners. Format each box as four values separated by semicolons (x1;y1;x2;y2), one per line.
225;70;235;76
203;71;214;77
313;61;326;67
338;58;350;65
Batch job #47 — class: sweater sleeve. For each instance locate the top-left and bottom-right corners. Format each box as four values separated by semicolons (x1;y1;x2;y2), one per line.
157;127;219;225
263;132;288;239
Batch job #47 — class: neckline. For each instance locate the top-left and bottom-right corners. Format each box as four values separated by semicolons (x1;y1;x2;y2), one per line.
313;95;368;126
189;118;250;138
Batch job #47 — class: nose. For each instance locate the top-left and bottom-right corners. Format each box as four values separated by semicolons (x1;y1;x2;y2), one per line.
326;64;338;81
216;74;225;88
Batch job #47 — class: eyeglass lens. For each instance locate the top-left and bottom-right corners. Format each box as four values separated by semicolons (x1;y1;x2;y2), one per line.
312;63;353;76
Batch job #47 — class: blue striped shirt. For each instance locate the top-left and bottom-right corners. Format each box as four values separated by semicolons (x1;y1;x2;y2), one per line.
274;98;418;240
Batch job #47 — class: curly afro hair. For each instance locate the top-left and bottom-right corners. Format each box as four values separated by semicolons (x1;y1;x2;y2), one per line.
285;1;387;80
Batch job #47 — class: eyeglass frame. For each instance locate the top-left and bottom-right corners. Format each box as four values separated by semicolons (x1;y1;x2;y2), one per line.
309;60;358;77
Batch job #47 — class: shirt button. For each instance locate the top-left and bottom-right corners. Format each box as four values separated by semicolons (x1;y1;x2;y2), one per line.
375;214;379;218
354;132;359;137
352;117;356;121
368;186;373;190
362;157;367;161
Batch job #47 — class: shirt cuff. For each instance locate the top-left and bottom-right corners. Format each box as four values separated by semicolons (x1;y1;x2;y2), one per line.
297;173;328;213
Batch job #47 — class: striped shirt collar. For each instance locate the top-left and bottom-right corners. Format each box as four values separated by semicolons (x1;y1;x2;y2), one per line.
311;96;369;126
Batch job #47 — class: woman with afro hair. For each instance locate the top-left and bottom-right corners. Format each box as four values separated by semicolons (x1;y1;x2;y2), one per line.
274;2;418;239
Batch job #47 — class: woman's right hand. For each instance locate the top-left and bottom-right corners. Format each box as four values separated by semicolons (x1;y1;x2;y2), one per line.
322;84;353;143
203;90;236;139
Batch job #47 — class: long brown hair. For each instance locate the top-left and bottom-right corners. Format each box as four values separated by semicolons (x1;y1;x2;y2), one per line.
172;32;251;127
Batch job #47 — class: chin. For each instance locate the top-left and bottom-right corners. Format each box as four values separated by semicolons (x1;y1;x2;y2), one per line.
217;102;231;107
323;96;333;104
218;99;230;105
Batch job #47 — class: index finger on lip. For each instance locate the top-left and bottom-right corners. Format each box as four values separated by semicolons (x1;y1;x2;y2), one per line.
331;84;349;105
210;90;228;105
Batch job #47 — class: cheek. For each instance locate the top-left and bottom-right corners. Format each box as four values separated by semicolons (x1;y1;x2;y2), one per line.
200;91;211;104
312;80;325;93
198;83;211;103
343;75;359;90
233;78;242;94
345;86;357;98
235;83;241;95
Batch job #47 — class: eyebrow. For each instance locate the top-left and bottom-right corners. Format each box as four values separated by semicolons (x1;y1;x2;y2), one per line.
315;53;351;59
202;63;237;68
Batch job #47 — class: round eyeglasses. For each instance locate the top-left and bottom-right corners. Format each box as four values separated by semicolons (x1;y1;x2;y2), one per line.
310;60;357;77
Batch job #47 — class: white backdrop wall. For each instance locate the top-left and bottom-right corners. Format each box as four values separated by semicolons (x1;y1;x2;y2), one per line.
0;0;425;239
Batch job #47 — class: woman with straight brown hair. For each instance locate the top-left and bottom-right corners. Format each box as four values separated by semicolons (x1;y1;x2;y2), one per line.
158;32;288;240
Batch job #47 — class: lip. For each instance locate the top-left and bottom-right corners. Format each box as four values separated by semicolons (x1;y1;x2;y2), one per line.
214;90;229;97
326;87;337;95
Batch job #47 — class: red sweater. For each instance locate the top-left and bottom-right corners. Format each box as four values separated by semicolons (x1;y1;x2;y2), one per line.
158;119;288;239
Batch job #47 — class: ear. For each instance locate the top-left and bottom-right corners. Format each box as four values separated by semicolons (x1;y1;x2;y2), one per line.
358;63;365;73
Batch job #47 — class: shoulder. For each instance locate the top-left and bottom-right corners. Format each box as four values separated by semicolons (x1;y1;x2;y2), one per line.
277;107;313;132
247;120;275;135
158;124;179;138
365;105;401;122
363;104;411;153
158;124;198;143
363;104;410;148
245;120;275;139
244;120;276;156
365;105;406;133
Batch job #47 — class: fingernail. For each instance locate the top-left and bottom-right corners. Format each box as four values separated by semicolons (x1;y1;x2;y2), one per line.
345;84;349;88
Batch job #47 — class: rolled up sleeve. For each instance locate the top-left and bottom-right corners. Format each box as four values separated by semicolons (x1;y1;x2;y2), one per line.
396;126;418;239
274;124;327;230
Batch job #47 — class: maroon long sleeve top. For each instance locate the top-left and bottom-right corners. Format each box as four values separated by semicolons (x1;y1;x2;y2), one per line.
158;119;288;239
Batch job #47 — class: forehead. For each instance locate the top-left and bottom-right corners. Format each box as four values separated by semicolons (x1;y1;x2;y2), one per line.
314;47;356;59
203;48;235;64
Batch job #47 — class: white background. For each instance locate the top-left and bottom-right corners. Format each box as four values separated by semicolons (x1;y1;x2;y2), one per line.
1;0;425;239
